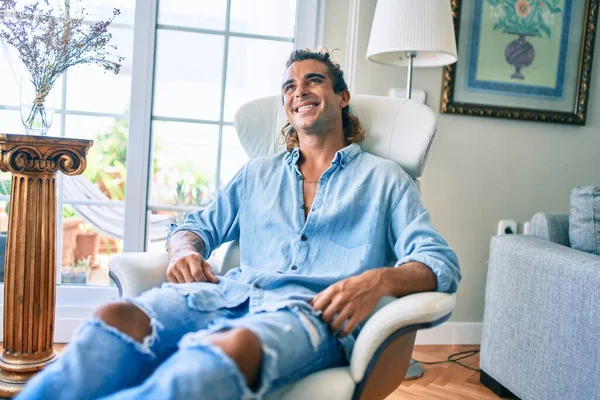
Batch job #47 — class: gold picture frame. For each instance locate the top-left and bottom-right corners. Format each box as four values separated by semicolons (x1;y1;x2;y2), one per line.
441;0;599;125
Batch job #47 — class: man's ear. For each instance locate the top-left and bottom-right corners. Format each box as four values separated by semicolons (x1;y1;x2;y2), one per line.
339;90;350;108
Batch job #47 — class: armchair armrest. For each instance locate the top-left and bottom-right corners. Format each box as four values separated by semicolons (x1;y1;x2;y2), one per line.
529;212;570;246
108;252;223;297
351;292;455;382
481;235;600;398
108;253;168;297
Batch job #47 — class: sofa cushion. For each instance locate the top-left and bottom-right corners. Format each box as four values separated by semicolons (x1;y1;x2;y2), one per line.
569;186;600;255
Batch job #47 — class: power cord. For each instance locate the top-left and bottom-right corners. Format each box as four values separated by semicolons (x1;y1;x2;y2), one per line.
413;349;481;372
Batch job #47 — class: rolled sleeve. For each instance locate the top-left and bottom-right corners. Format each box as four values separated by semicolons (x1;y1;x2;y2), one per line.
390;181;461;293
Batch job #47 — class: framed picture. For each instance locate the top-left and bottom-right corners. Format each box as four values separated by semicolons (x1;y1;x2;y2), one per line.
441;0;599;125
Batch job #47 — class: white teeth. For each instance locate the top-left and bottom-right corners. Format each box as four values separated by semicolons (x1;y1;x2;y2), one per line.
297;104;315;112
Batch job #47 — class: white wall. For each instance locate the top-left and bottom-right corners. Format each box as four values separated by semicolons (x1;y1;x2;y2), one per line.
323;0;600;323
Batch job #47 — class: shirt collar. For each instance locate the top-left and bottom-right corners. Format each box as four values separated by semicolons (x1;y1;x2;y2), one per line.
285;143;362;168
285;146;301;165
333;143;361;168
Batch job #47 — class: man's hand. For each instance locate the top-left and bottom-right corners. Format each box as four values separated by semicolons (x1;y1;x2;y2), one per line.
167;231;218;284
166;248;219;284
310;269;385;338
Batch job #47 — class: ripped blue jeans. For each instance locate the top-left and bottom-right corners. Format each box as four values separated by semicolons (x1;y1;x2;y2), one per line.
17;282;346;400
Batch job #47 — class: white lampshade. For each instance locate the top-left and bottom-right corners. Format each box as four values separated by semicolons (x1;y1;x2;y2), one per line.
367;0;458;67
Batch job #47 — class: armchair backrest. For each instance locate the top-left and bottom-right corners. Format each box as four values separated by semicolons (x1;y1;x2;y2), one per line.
233;95;438;180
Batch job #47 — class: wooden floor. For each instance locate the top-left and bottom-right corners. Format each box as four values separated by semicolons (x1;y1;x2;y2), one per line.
386;345;501;400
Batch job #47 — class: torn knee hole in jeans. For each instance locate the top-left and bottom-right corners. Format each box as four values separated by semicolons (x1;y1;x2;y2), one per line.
123;298;164;352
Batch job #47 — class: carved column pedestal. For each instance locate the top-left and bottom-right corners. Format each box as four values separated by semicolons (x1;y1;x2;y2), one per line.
0;134;92;397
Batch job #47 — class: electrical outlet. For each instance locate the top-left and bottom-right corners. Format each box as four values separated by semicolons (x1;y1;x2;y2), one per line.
498;220;518;235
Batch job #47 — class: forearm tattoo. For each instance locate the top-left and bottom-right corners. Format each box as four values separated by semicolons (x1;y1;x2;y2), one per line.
168;231;205;257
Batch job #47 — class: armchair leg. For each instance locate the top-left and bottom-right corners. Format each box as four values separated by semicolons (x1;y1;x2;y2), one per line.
480;369;519;399
404;359;424;380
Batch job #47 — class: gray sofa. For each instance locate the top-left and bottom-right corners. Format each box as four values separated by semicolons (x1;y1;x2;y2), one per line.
480;212;600;400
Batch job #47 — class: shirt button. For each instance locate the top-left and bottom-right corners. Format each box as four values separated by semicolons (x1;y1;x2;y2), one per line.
301;235;307;241
291;265;298;271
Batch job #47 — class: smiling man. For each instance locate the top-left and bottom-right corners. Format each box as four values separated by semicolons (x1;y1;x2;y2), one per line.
18;49;461;400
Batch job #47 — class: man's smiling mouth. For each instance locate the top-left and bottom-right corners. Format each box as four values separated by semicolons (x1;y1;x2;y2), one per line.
293;102;319;113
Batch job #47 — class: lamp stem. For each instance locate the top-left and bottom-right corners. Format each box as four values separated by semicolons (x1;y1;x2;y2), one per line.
406;51;417;100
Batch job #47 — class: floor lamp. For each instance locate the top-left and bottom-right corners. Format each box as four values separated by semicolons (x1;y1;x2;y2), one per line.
366;0;458;380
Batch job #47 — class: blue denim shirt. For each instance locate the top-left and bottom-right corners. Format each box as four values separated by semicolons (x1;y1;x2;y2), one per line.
166;143;461;355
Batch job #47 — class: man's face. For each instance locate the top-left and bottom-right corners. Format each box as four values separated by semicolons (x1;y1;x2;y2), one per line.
282;59;349;133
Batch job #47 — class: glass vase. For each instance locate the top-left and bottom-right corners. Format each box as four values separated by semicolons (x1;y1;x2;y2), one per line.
20;77;56;136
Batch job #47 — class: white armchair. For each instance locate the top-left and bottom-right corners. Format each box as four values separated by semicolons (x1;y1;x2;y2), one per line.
109;95;455;400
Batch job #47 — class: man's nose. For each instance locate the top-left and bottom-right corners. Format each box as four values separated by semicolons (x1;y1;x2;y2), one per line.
294;84;309;98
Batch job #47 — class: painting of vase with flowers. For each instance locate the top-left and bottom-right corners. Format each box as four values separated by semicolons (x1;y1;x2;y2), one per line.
461;0;575;102
441;0;597;125
488;0;563;79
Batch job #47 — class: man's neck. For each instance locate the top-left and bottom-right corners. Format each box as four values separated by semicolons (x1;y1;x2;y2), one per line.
297;131;347;169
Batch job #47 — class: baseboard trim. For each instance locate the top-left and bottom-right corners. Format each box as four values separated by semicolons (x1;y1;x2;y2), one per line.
415;322;482;345
0;314;483;345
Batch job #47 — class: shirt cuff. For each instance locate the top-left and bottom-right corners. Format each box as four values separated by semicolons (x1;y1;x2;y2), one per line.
394;254;457;293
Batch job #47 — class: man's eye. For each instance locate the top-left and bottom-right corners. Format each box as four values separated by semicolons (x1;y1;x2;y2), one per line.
309;78;321;84
284;85;294;93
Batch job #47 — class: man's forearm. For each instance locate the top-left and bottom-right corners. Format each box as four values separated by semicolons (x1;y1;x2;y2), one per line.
378;262;437;298
168;231;205;257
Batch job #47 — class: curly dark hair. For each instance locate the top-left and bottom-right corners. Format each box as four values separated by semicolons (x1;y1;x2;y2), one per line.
281;49;365;152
